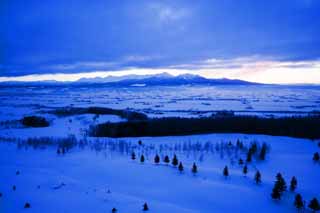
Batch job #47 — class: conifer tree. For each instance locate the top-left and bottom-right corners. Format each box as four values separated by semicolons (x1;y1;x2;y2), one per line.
131;151;136;160
223;166;229;177
24;203;31;209
111;207;117;213
290;176;297;192
138;140;142;145
164;155;170;164
243;165;248;176
271;185;281;200
308;198;320;212
254;171;261;184
154;154;160;164
57;148;61;155
294;194;304;210
143;202;149;211
192;163;198;174
172;154;178;166
178;162;184;172
140;154;145;163
246;151;252;162
313;152;320;162
238;158;244;165
276;173;287;192
259;143;267;160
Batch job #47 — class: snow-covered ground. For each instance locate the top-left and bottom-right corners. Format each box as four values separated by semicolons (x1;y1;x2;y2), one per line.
0;85;319;120
0;134;319;213
0;85;319;212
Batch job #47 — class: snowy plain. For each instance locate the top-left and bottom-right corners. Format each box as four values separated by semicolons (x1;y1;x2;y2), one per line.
0;84;319;213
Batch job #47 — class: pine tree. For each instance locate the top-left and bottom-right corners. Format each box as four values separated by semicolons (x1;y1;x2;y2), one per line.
238;158;244;165
243;165;248;176
308;198;320;212
271;185;281;200
12;185;16;191
111;207;117;213
138;140;142;145
154;154;160;164
131;151;136;160
223;166;229;177
313;152;320;162
143;202;149;211
57;148;61;155
276;173;287;192
254;171;261;184
192;163;198;174
290;176;297;192
178;162;184;172
259;143;267;160
172;154;178;166
140;155;145;163
246;151;252;162
24;203;31;208
294;194;304;210
164;155;170;164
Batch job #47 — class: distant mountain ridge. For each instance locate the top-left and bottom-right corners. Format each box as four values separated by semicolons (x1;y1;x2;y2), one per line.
76;72;258;86
0;73;259;86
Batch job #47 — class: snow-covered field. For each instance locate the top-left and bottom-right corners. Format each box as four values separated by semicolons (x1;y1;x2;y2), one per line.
0;134;319;213
0;85;319;120
0;85;319;212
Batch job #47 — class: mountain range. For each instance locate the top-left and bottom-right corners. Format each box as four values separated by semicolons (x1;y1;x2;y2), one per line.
0;73;259;86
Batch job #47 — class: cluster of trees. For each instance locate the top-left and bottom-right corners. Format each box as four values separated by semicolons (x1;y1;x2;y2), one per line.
243;142;268;163
89;115;320;139
51;106;148;121
131;152;198;174
21;116;49;127
271;173;320;211
223;165;261;184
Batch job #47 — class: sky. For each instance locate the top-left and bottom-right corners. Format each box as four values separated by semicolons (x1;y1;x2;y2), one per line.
1;0;320;83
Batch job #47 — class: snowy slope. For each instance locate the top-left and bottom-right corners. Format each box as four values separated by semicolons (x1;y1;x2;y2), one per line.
0;133;319;213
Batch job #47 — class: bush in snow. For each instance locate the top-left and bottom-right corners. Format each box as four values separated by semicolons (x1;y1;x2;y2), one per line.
16;170;20;175
154;154;160;164
290;176;297;192
12;185;16;191
254;171;261;184
140;155;145;163
0;192;2;197
172;154;178;167
143;202;149;211
294;194;304;210
223;166;229;177
111;207;117;212
313;152;320;162
308;198;320;212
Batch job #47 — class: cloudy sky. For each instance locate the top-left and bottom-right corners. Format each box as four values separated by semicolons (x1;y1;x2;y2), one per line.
1;0;320;83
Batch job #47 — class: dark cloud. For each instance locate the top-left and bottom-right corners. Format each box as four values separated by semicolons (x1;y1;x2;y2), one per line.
1;0;320;76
